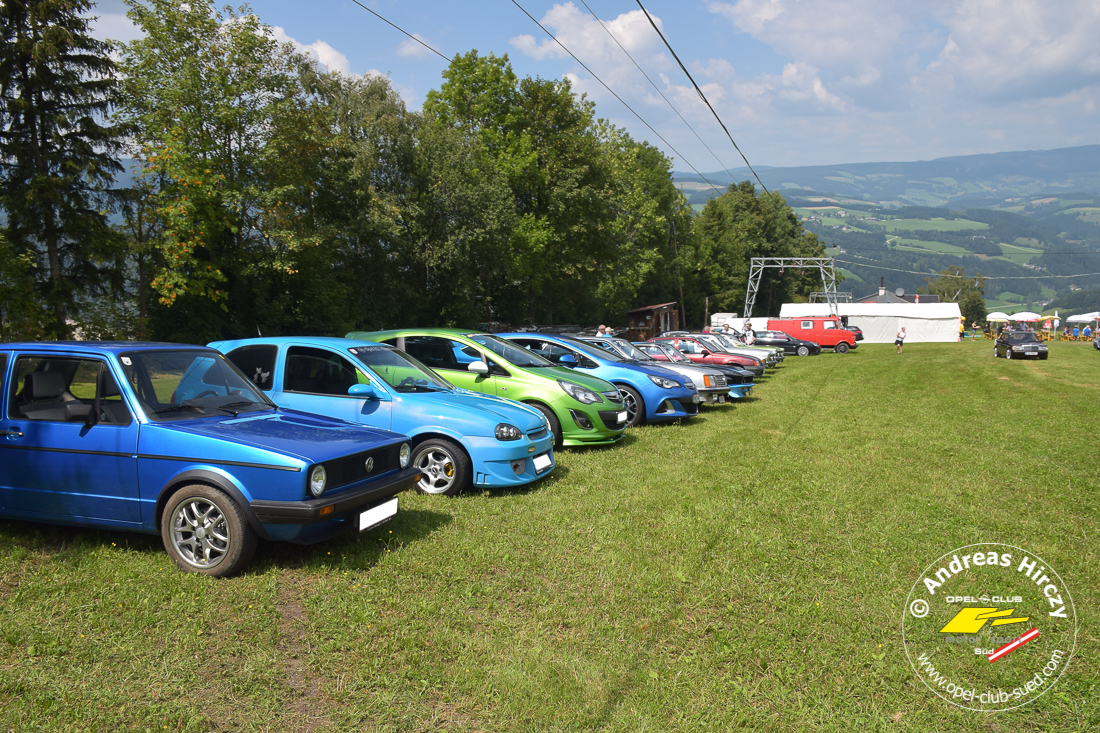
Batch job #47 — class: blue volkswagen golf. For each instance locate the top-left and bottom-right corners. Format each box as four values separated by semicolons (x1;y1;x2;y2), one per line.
210;337;556;496
0;342;418;576
497;333;699;427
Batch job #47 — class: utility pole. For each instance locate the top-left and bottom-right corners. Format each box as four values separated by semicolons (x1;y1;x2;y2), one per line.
704;296;709;331
671;221;684;327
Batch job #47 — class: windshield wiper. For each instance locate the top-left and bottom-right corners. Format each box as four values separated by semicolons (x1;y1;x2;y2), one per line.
152;402;206;415
217;400;271;416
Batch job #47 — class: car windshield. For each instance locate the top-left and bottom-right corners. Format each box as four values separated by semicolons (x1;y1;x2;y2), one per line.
642;342;690;362
119;350;273;421
1007;333;1039;342
714;333;749;349
468;334;553;367
611;339;653;361
347;344;453;392
556;336;627;363
699;335;731;352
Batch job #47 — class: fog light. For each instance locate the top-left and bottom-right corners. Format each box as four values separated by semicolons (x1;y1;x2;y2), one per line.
569;409;594;430
510;458;526;476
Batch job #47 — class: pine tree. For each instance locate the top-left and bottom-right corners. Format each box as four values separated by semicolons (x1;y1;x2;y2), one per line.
0;0;122;337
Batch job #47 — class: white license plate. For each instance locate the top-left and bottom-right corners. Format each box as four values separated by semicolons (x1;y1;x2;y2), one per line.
1025;351;1037;355
617;410;628;423
358;497;398;532
532;452;552;473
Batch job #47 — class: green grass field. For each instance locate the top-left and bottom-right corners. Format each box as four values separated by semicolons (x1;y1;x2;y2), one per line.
2;343;1098;731
878;218;989;233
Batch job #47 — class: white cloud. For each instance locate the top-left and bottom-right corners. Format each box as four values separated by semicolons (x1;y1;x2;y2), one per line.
397;33;439;59
271;26;351;76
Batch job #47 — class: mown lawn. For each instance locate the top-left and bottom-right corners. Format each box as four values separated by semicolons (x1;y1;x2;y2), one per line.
1;341;1098;732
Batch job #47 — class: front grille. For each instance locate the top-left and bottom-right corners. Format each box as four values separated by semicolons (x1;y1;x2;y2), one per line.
598;410;626;429
714;375;727;388
602;390;623;404
528;427;548;441
323;443;402;490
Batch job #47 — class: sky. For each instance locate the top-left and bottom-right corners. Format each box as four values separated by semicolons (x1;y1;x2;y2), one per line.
89;0;1100;174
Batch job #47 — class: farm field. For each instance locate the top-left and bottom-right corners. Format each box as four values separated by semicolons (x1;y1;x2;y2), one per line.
877;218;989;233
1;342;1098;732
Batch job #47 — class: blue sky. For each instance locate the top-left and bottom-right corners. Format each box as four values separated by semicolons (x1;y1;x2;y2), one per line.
91;0;1100;172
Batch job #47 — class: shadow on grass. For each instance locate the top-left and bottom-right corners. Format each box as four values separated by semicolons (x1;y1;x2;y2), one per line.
0;519;162;562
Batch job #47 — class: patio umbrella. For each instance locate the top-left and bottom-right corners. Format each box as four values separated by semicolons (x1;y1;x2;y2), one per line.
1066;312;1100;323
986;312;1010;321
1009;311;1042;321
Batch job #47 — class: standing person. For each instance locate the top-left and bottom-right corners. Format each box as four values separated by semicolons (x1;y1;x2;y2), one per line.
959;318;965;342
895;327;907;353
1084;325;1093;339
744;322;756;344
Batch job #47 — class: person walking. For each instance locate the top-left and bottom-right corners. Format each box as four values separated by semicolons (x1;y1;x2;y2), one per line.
895;327;907;353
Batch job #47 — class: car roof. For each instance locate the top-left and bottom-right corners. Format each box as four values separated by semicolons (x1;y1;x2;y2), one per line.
348;328;474;339
0;341;212;354
214;336;389;349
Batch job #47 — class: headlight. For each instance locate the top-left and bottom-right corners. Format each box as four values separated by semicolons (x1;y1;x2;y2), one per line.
495;423;522;441
399;442;410;468
557;379;602;404
648;374;679;389
309;465;327;497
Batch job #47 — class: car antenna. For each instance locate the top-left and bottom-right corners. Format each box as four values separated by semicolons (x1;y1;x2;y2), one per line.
257;326;262;336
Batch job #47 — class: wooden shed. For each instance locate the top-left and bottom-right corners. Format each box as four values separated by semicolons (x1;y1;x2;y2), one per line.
627;302;679;342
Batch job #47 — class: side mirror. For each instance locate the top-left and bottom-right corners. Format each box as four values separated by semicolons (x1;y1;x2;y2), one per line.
348;382;378;399
557;354;577;367
66;403;95;425
700;350;711;357
468;360;489;375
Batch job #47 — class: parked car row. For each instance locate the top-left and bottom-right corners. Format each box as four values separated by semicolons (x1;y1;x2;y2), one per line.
0;325;794;577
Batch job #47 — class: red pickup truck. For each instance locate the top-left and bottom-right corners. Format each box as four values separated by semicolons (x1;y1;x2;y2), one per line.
766;317;859;353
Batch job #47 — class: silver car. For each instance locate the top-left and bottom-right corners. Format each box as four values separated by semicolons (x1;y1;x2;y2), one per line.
580;336;734;404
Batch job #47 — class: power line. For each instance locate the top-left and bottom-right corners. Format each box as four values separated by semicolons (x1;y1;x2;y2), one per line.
634;0;769;195
576;0;740;186
508;0;724;195
347;0;449;62
834;258;1100;280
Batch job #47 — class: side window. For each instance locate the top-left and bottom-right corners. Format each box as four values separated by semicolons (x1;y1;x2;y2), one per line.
677;340;702;355
801;320;814;329
402;336;467;371
823;321;837;330
9;356;132;425
284;346;365;397
226;345;277;391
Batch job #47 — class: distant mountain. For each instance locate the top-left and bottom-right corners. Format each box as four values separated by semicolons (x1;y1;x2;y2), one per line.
675;145;1100;208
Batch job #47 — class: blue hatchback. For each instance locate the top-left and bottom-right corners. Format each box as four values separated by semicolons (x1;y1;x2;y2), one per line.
0;342;418;576
498;333;699;427
210;337;556;496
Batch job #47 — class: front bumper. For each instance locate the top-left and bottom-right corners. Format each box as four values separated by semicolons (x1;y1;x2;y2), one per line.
251;466;418;524
647;388;701;422
465;433;556;487
560;398;627;447
698;387;731;404
727;384;753;399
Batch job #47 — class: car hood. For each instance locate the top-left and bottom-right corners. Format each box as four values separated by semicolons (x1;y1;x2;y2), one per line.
533;365;617;393
154;410;408;464
416;390;546;431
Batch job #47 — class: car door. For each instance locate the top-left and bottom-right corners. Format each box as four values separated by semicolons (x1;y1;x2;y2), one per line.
274;345;390;426
1;353;141;524
400;335;499;396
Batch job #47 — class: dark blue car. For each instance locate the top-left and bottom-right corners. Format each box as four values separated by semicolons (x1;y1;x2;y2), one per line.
498;333;699;427
0;342;418;576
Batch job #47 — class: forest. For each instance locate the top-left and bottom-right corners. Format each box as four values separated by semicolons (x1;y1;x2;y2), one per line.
0;0;826;343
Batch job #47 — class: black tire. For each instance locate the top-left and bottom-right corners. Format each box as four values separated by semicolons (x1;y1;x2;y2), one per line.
526;402;562;450
835;342;850;354
161;485;257;577
618;385;646;427
796;345;810;357
412;437;470;496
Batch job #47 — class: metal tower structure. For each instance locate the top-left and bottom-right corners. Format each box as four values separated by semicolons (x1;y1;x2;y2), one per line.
810;291;852;303
743;257;840;321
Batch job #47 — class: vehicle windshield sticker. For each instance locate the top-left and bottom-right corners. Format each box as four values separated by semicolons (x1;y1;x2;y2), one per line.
349;346;390;354
120;357;132;365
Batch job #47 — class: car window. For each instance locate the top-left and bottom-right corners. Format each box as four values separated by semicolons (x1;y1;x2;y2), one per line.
676;340;704;355
347;344;453;392
225;344;277;391
801;321;813;329
284;346;367;396
403;336;472;371
468;334;553;368
512;339;599;369
119;350;272;421
9;355;132;425
823;322;837;330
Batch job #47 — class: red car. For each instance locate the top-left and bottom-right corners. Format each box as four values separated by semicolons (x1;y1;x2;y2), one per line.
648;337;766;376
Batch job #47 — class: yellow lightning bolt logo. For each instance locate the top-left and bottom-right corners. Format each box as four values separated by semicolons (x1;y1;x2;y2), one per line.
939;608;1030;634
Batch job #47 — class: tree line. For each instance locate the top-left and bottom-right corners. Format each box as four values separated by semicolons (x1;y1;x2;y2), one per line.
0;0;825;343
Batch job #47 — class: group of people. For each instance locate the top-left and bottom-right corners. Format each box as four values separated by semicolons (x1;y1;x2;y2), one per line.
1062;325;1093;339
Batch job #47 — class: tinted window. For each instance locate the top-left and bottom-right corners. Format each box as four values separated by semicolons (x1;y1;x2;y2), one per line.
285;346;366;396
347;344;453;392
9;356;132;425
511;338;599;369
468;334;552;368
226;345;277;391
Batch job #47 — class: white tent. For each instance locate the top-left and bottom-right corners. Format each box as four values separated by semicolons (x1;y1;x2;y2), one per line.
1010;311;1042;321
777;302;964;343
1066;312;1100;323
986;312;1010;321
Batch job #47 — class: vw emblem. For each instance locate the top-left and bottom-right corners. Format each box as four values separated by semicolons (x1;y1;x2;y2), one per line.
364;456;375;473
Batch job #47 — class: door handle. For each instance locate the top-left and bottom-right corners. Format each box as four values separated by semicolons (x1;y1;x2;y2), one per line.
1;429;24;437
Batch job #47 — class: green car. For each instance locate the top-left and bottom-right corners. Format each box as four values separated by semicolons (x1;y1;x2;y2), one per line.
346;329;628;448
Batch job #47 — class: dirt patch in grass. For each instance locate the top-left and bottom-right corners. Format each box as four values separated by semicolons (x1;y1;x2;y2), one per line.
276;573;333;732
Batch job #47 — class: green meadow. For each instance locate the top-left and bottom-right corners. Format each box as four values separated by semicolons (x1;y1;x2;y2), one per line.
1;342;1097;732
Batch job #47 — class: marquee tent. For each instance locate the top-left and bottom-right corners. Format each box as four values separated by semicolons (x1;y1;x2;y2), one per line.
776;302;963;343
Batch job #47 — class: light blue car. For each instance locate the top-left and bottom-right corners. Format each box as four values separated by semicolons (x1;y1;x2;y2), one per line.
209;337;556;496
